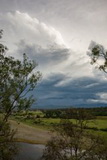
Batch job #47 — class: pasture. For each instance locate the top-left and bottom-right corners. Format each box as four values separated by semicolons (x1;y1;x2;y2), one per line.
11;110;107;142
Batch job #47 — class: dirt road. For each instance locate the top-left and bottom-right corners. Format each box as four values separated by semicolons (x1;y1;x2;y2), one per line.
10;120;51;144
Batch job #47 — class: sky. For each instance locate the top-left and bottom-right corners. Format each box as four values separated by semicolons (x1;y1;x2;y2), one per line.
0;0;107;108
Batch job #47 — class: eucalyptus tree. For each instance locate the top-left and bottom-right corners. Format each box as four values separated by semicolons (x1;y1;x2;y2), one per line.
42;110;107;160
0;30;41;160
89;42;107;73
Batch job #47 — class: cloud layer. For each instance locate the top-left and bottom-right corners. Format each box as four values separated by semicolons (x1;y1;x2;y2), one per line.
35;75;107;108
0;11;65;50
0;11;95;79
0;9;107;108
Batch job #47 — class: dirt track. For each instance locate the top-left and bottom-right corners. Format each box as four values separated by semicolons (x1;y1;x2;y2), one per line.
10;120;51;144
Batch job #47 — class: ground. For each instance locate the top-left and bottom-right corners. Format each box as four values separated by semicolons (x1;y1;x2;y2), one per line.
9;110;107;144
10;120;52;144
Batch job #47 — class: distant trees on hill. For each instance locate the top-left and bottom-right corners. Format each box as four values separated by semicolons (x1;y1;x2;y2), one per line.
42;107;107;118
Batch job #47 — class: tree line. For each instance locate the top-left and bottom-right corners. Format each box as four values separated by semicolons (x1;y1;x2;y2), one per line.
41;107;107;118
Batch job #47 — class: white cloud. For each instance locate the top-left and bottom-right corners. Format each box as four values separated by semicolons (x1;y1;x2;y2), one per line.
84;83;99;88
0;10;106;83
97;92;107;100
88;92;107;104
0;11;66;51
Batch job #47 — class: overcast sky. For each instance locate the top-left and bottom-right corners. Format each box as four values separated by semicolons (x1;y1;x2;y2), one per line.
0;0;107;108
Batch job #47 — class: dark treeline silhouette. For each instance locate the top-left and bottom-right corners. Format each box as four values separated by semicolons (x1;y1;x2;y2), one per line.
33;107;107;119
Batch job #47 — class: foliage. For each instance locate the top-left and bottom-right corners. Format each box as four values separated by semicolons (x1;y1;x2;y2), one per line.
0;30;41;160
42;108;95;119
89;42;107;73
42;111;107;160
0;32;41;121
43;109;63;118
12;109;107;133
0;120;18;160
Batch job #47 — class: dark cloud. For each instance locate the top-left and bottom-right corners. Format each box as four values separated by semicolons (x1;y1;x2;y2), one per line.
16;40;70;66
32;74;107;108
1;0;107;109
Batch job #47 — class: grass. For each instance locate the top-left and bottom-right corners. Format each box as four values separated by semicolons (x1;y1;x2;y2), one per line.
10;112;107;143
86;118;107;129
11;116;62;131
1;110;107;144
97;116;107;120
12;115;107;130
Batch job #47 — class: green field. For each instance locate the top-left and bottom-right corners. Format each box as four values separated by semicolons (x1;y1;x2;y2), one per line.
12;112;107;129
11;111;107;142
88;119;107;129
0;109;104;145
87;118;107;141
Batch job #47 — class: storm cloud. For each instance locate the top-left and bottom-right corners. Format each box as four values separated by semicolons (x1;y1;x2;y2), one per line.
34;75;107;108
0;1;107;108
